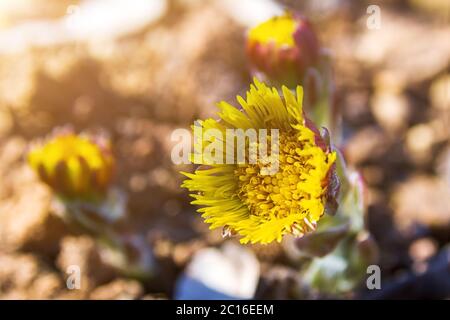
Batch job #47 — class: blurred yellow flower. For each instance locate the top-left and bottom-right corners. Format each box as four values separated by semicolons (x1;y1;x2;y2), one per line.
246;12;320;88
182;79;337;244
28;129;115;200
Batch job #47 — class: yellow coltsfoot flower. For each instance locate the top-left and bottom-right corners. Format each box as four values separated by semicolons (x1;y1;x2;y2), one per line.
182;79;339;244
28;127;115;201
246;12;320;88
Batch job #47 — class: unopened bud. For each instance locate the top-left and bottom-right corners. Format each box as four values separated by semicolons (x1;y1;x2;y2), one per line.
28;126;115;201
246;12;320;88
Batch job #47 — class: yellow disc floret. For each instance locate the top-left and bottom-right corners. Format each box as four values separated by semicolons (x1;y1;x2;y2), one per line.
235;129;335;223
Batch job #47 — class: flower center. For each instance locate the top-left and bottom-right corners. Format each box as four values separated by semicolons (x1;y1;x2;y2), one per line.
235;129;327;223
248;14;297;47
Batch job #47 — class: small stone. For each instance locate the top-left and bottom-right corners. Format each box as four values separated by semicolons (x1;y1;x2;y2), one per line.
89;279;143;300
429;73;450;111
175;241;260;299
371;72;411;134
344;126;388;165
29;273;63;299
371;91;410;134
56;236;117;292
354;11;450;83
392;175;450;230
0;165;67;254
0;252;63;299
129;174;148;192
409;238;438;262
405;124;435;165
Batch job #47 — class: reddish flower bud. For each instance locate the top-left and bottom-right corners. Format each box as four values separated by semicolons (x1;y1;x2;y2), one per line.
246;12;320;88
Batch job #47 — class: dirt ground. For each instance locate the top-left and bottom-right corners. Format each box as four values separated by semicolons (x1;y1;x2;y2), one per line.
0;0;448;299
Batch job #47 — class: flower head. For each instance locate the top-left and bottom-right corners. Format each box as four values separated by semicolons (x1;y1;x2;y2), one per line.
182;79;338;244
28;127;115;200
246;12;320;88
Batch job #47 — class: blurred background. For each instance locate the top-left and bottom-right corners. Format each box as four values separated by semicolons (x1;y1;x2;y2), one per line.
0;0;448;299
